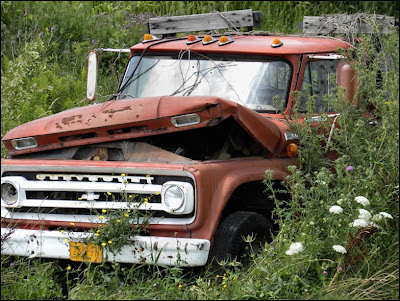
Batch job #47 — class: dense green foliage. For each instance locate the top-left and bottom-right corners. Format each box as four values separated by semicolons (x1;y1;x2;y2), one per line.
1;1;399;300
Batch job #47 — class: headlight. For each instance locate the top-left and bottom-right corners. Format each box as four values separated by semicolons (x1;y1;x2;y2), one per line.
161;181;194;214
163;185;184;211
1;181;19;205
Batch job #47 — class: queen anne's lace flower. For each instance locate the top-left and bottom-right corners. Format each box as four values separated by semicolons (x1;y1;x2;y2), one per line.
358;208;372;221
285;242;304;255
355;196;370;206
329;205;343;214
351;219;369;228
378;212;393;219
332;245;347;254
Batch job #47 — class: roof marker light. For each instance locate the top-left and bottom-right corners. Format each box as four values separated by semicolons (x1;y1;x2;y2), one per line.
271;38;283;48
186;35;201;45
142;34;160;43
218;36;234;46
202;35;217;45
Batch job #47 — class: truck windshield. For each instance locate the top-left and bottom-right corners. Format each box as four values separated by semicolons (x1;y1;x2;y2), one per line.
117;53;292;113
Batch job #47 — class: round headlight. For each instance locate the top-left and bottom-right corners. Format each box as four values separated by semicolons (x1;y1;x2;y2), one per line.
1;182;18;205
163;185;184;211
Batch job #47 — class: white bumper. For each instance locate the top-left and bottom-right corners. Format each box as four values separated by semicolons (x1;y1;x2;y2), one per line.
1;228;210;267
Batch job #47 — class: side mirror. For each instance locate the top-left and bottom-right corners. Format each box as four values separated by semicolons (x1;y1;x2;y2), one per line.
337;61;358;109
87;51;98;102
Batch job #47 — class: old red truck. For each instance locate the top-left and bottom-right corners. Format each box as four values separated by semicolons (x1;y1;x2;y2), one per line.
2;10;387;267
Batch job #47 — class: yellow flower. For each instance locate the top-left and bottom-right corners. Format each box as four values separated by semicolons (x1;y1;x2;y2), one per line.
101;242;107;246
121;173;126;177
216;275;220;278
222;276;226;280
107;192;112;195
144;198;149;205
124;214;129;217
121;268;125;271
108;240;112;244
70;222;75;226
95;233;99;237
60;230;65;233
98;215;104;220
178;284;182;289
127;209;131;213
78;197;82;200
63;238;68;243
102;209;107;213
128;194;133;198
155;192;159;195
96;229;100;233
146;174;150;177
117;219;121;223
67;265;71;270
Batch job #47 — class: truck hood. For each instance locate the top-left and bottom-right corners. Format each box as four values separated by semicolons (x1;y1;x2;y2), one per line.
2;96;283;156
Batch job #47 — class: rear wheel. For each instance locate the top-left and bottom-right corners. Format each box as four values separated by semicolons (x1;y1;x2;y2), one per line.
208;211;273;270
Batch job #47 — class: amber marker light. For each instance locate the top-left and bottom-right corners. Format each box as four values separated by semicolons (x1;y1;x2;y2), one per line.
142;34;160;43
286;143;298;158
186;35;201;45
218;36;234;46
271;37;283;48
202;35;217;45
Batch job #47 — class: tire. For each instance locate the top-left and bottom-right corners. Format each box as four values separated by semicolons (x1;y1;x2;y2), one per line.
208;211;273;269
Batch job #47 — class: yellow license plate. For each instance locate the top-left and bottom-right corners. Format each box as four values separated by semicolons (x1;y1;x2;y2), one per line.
69;242;103;263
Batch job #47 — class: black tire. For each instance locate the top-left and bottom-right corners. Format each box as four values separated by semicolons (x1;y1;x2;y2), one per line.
208;211;273;269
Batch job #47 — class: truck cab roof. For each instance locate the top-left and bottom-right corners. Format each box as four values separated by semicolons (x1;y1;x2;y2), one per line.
130;34;351;56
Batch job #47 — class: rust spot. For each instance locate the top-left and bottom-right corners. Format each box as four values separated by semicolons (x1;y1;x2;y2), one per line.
55;123;62;129
136;115;140;118
197;243;205;250
102;106;132;114
140;247;144;252
139;257;146;263
109;115;113;118
91;114;96;118
153;241;158;252
61;115;83;126
167;255;173;259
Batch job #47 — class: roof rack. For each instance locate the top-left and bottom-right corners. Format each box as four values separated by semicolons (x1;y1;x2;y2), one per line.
148;9;263;38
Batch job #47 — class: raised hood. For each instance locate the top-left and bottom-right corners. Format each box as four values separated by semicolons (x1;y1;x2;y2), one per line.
2;96;283;156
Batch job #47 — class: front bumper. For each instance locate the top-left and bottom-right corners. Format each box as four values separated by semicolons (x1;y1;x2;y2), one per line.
1;228;210;266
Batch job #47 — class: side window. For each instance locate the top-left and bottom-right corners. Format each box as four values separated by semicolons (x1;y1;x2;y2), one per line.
299;60;339;113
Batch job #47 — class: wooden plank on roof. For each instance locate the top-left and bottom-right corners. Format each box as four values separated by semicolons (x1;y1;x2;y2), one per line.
149;9;255;36
303;14;395;34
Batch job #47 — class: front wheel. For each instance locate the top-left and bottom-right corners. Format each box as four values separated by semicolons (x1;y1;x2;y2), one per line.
208;211;273;269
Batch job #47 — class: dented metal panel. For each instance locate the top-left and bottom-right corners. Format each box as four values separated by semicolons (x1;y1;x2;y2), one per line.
3;96;283;156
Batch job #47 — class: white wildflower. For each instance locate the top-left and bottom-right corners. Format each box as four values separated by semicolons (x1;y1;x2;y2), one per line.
378;212;393;219
355;196;370;207
358;208;372;221
329;205;343;214
351;219;369;228
332;245;347;254
285;242;304;255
